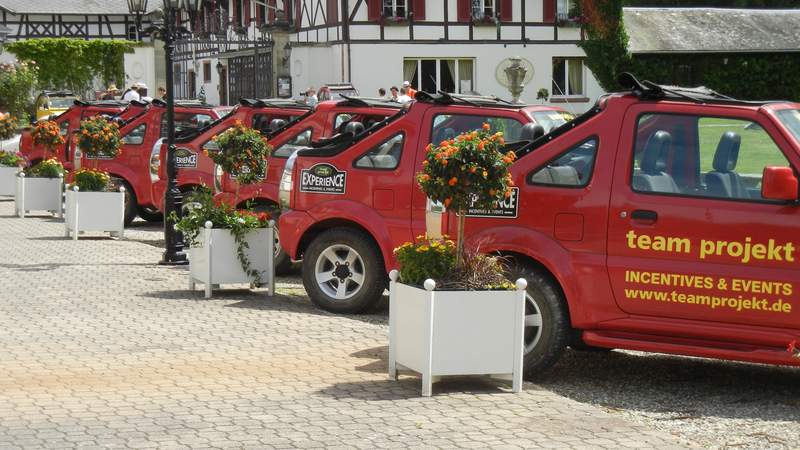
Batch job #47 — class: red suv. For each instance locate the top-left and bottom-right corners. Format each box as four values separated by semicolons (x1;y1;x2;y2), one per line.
280;79;800;374
19;99;138;168
74;100;227;224
150;98;311;212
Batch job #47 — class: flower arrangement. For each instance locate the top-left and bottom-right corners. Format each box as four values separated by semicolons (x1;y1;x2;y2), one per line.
25;157;64;178
31;120;65;160
77;116;122;161
205;120;271;189
0;150;25;167
395;123;516;290
536;88;550;103
173;189;271;283
381;13;408;25
0;115;18;141
71;168;111;192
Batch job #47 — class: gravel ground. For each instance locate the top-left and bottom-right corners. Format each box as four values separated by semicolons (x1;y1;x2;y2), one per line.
127;219;799;449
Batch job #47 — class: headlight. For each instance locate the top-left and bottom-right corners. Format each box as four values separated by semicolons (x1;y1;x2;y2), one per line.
149;139;163;182
279;152;297;210
214;164;223;193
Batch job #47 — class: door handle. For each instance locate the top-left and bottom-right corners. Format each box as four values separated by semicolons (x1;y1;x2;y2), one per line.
631;209;658;222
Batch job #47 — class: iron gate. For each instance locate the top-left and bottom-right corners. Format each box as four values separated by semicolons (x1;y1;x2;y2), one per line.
228;52;273;101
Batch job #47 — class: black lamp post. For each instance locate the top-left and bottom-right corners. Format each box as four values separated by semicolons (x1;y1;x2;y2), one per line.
126;0;148;40
134;0;201;266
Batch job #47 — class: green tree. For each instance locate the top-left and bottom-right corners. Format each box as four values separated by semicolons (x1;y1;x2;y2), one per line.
6;38;136;97
0;60;38;123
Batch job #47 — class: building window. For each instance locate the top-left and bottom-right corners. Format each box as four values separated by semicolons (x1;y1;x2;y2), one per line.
552;57;585;97
383;0;406;18
203;61;212;83
257;1;266;24
234;0;245;28
127;25;138;41
556;0;576;21
472;0;496;19
403;58;475;94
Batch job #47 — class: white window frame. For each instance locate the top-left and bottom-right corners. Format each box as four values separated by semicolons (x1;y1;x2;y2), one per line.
403;58;476;94
383;0;407;18
472;0;496;19
551;57;586;98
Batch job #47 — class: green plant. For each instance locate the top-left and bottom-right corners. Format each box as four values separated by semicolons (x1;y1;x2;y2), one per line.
6;38;135;97
0;60;37;123
71;168;111;192
0;150;25;167
31;120;65;159
536;88;549;102
77;116;122;162
25;158;64;178
416;123;515;266
394;236;456;286
171;189;271;284
205;120;271;189
0;115;18;140
577;0;631;92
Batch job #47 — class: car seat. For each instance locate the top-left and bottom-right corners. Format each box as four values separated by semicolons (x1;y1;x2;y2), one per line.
344;121;364;136
705;131;747;199
269;118;286;132
632;130;680;193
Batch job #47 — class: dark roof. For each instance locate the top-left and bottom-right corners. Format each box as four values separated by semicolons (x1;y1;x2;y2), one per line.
624;7;800;54
0;0;157;15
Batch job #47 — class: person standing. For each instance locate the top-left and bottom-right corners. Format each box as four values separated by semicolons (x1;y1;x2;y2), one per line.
101;84;120;100
122;84;140;102
378;88;387;99
137;83;153;102
389;86;399;102
403;80;417;98
158;87;167;101
305;87;318;106
318;85;332;101
397;87;412;104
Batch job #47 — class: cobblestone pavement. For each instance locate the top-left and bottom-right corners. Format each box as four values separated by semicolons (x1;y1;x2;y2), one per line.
0;200;696;449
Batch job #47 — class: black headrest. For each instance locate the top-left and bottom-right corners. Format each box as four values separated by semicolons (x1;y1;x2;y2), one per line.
712;131;741;173
269;119;286;131
520;123;545;141
344;121;364;135
640;130;672;174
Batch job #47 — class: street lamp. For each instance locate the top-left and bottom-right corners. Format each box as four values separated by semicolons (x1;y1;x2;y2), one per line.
134;0;201;266
127;0;148;40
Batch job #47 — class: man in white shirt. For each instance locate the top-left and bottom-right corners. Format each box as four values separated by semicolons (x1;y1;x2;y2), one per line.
138;83;153;102
122;84;140;102
396;87;412;104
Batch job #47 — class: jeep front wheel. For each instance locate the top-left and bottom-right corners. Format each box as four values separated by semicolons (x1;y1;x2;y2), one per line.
509;265;570;376
302;228;386;314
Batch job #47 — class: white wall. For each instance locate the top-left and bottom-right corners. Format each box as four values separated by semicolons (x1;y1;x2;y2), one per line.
290;44;347;98
123;46;157;96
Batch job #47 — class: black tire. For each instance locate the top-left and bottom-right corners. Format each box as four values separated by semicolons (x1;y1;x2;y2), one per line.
301;228;386;314
249;202;293;275
508;264;571;377
111;178;137;226
137;206;163;222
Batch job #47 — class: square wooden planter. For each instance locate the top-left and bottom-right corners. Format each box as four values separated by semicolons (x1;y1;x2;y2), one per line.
15;173;64;218
64;187;126;240
388;270;527;397
188;221;276;298
0;166;21;196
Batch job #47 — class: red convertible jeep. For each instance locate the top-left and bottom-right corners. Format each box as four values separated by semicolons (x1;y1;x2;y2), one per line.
74;100;227;224
280;76;800;374
19;99;138;168
150;98;311;212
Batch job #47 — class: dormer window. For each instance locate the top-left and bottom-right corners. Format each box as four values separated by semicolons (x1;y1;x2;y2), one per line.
383;0;406;18
472;0;496;19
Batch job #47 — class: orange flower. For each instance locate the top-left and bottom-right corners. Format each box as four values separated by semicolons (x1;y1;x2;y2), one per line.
469;167;477;173
422;160;428;166
477;142;485;151
482;123;490;130
489;189;496;196
419;174;430;181
441;159;448;166
505;190;512;198
444;198;452;208
448;177;457;186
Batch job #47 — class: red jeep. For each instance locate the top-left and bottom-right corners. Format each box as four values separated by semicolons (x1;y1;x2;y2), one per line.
74;100;227;224
279;79;800;374
19;99;138;168
213;97;404;272
149;98;311;212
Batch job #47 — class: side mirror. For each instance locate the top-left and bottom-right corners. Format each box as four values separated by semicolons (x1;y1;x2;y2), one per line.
762;166;798;202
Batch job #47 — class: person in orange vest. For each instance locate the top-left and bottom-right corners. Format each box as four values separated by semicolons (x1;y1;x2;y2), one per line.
403;81;417;98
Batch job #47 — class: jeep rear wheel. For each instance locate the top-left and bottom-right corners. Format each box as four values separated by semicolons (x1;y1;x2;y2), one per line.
509;265;570;376
302;228;386;314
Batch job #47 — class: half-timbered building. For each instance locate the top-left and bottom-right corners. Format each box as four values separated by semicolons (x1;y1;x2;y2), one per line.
290;0;603;110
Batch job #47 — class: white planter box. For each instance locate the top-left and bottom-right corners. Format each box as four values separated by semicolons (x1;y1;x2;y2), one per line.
15;173;64;218
0;166;21;196
189;221;276;298
388;270;527;397
64;187;126;240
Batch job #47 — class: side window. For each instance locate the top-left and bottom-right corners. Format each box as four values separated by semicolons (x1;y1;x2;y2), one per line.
273;129;313;158
163;113;213;137
631;113;791;202
252;114;292;134
334;114;353;131
354;133;404;170
430;114;523;144
59;120;69;136
121;124;147;145
528;138;598;187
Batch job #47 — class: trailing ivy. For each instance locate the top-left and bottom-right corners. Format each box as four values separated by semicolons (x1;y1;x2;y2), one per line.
6;38;136;96
577;0;631;92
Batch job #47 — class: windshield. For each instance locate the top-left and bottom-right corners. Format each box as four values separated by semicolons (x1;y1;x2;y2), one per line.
776;109;800;143
530;110;575;133
49;98;77;109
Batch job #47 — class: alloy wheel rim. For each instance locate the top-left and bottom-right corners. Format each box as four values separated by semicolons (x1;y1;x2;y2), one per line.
314;244;365;300
524;292;544;354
